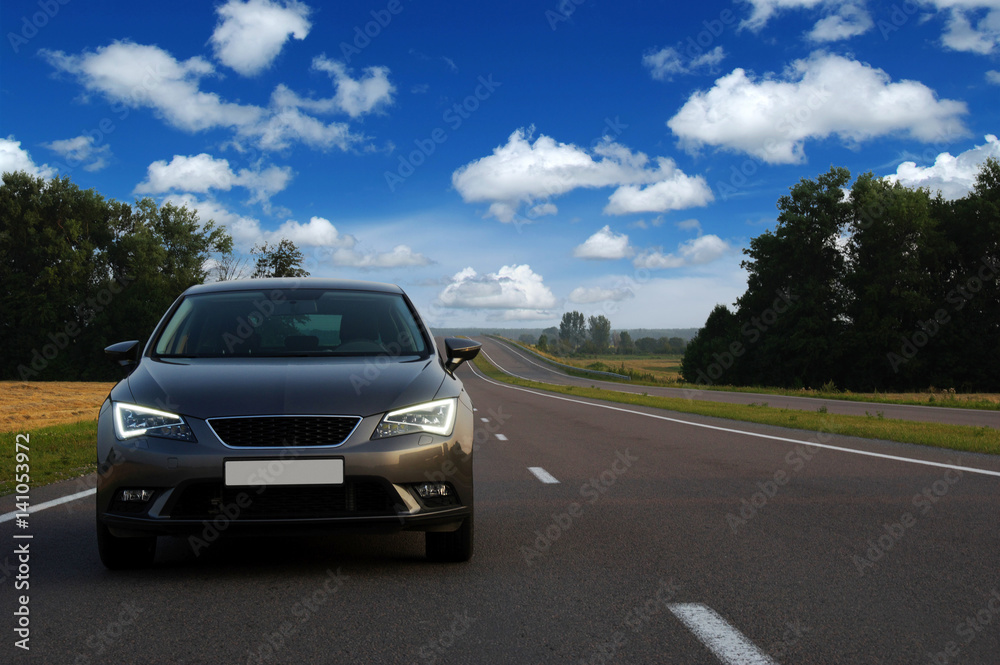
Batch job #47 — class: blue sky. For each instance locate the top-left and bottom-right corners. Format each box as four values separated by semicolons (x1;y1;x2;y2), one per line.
2;0;999;330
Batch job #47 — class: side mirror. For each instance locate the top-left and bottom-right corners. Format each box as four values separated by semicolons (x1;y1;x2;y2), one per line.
105;340;140;375
444;338;481;375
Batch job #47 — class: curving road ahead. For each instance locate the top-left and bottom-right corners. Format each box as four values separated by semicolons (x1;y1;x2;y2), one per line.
475;335;1000;429
2;352;999;663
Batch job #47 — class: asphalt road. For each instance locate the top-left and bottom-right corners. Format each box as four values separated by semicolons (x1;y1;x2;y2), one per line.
475;336;1000;429
3;359;1000;663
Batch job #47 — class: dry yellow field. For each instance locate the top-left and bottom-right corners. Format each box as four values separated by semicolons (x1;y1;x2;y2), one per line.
0;381;115;433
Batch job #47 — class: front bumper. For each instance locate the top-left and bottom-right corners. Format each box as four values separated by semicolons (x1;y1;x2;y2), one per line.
95;400;475;539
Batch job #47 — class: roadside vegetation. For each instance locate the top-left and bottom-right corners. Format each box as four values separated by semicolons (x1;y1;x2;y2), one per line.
1;421;97;495
472;354;1000;456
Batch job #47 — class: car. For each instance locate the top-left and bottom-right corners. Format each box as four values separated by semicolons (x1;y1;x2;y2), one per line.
95;278;481;568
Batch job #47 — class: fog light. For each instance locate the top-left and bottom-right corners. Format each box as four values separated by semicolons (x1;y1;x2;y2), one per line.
415;483;451;498
118;489;154;502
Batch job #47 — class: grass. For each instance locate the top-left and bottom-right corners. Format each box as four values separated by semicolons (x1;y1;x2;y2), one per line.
1;420;97;495
473;355;1000;456
499;338;1000;411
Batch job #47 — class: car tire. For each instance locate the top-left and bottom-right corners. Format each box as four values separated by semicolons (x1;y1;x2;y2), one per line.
97;519;156;569
425;515;473;562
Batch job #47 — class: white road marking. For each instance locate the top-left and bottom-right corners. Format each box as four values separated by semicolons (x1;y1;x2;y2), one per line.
480;417;490;422
528;467;559;484
0;488;96;523
467;362;1000;479
669;604;777;665
495;433;508;441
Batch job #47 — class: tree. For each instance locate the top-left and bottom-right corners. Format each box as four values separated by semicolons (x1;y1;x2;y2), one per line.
618;331;635;354
537;334;549;352
251;238;309;278
213;248;250;281
558;311;587;349
588;315;611;352
680;304;740;385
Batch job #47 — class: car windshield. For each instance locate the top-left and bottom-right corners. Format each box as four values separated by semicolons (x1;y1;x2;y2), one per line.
153;289;429;358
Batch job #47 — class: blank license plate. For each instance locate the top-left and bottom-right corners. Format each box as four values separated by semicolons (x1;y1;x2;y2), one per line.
224;459;344;487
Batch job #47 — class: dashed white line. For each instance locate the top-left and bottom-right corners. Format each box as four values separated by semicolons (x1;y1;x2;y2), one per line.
669;604;777;665
495;433;508;441
480;417;490;422
528;467;559;484
0;488;95;523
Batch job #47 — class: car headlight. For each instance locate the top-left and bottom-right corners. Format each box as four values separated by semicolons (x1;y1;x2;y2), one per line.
113;402;197;442
372;398;457;439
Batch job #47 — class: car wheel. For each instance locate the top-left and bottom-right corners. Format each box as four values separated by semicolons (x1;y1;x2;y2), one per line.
97;519;156;569
426;515;474;562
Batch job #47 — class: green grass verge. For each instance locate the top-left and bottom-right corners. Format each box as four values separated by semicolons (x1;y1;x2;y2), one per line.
473;355;1000;456
1;421;96;496
494;337;1000;411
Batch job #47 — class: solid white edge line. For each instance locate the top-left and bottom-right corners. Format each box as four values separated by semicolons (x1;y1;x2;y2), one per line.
0;488;96;523
669;603;777;665
495;433;508;441
467;362;1000;479
528;467;560;484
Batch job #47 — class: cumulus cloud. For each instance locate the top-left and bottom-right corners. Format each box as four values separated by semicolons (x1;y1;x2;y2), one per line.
41;41;382;153
42;135;112;172
668;51;968;164
885;135;1000;200
437;265;558;313
312;56;395;118
0;137;56;179
211;0;311;76
741;0;873;41
135;153;292;205
931;2;1000;54
451;128;713;222
573;226;634;260
643;45;725;81
633;234;732;270
567;286;635;304
988;70;1000;84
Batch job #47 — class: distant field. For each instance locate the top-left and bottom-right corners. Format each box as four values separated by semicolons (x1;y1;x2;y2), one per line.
515;343;1000;410
0;381;114;433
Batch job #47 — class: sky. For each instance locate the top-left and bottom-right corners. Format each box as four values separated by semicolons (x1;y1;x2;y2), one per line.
2;0;999;331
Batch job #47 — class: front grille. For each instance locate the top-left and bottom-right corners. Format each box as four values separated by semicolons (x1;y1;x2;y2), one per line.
208;416;361;447
169;478;398;520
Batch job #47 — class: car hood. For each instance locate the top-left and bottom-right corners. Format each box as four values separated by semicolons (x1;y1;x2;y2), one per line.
120;356;447;420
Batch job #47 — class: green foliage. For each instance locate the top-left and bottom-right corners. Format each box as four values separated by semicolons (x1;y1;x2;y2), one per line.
0;171;233;380
588;314;611;351
251;238;309;278
682;161;1000;392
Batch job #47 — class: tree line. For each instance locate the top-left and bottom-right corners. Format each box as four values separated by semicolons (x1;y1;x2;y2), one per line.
529;311;686;356
1;171;308;381
681;160;1000;392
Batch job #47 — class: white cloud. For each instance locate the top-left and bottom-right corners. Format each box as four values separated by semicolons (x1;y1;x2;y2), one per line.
42;41;368;152
567;286;636;304
741;0;872;41
987;70;1000;84
42;135;111;172
668;51;968;164
676;218;703;233
312;56;395;118
452;128;713;222
0;137;56;179
135;153;292;205
327;244;431;269
885;134;1000;200
643;45;725;81
437;265;558;312
211;0;311;76
633;235;732;269
573;226;634;260
931;2;1000;54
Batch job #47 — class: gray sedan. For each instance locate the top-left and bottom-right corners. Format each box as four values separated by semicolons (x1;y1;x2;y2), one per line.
96;278;480;568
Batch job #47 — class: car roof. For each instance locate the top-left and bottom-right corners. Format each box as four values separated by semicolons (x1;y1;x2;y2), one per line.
182;278;404;296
